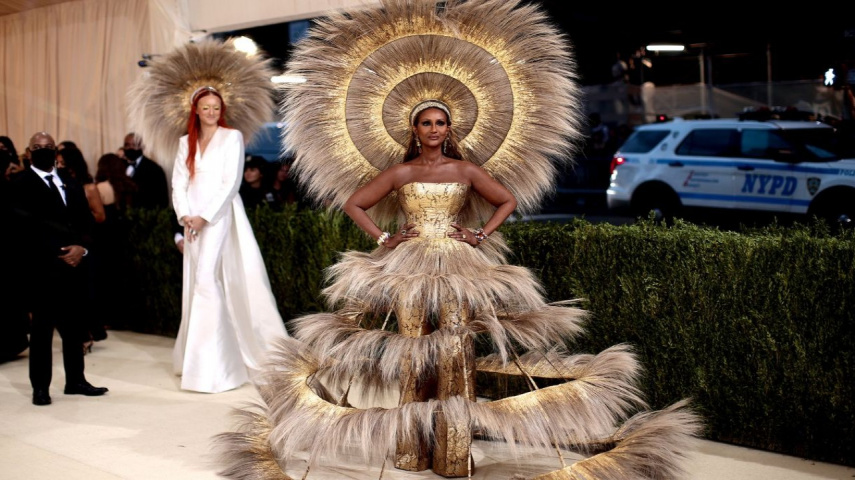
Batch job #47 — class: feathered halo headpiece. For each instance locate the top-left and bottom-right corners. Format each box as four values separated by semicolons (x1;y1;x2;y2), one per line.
281;0;584;225
126;38;276;174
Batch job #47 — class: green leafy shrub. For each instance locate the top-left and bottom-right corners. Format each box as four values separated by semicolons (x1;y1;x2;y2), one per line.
499;218;854;466
124;208;854;465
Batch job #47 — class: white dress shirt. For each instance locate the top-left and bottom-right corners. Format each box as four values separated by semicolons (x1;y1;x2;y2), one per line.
126;156;141;177
31;165;66;205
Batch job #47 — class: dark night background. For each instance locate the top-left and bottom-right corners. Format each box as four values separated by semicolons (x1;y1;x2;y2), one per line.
221;3;855;87
537;4;855;86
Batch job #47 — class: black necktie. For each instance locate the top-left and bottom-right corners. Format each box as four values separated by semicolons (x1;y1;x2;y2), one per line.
45;174;65;206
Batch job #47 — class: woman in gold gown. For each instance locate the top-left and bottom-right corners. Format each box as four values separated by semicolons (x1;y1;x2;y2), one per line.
215;99;700;480
215;1;701;478
339;100;519;475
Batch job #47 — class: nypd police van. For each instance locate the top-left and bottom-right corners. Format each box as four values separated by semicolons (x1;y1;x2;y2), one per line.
606;118;855;225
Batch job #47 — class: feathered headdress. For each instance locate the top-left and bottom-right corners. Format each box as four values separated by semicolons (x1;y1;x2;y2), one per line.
281;0;584;225
126;38;276;174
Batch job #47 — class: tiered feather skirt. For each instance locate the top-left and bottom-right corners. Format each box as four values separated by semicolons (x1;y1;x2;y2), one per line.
215;182;701;479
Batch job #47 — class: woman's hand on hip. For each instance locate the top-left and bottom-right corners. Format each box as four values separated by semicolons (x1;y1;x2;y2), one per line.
449;222;476;246
385;223;418;248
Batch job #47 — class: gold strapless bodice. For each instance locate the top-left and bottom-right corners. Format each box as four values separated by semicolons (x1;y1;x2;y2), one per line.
397;182;469;239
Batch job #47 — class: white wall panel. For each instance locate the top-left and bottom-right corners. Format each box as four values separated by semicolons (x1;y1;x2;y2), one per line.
187;0;379;33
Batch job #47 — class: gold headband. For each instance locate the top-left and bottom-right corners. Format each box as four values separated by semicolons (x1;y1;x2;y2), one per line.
190;86;219;104
409;100;452;125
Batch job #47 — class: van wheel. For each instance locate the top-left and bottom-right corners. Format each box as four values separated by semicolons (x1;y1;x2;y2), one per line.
632;184;681;225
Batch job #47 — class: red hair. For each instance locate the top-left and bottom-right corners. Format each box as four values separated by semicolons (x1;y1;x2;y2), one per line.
185;89;229;177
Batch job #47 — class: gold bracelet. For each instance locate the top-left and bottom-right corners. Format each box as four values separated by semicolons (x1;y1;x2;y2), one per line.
376;231;391;246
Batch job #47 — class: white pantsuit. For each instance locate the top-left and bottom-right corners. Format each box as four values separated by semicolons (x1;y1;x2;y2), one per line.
171;127;288;393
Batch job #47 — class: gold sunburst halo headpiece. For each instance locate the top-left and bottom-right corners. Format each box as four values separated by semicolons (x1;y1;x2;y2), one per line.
127;38;276;176
281;0;584;225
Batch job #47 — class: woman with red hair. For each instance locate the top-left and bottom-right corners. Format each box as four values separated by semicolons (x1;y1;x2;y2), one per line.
170;86;288;393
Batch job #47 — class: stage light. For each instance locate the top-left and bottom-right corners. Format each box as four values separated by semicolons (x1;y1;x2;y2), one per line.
233;36;258;56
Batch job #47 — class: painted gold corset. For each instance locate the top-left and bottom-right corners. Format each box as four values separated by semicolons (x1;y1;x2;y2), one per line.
397;182;469;239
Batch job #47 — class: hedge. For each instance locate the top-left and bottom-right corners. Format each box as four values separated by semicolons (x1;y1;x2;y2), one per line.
123;206;854;466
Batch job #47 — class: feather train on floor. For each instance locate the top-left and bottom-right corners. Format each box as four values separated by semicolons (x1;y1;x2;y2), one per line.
214;0;702;478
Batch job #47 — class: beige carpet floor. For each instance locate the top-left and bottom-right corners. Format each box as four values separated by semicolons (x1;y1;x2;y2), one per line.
0;330;851;480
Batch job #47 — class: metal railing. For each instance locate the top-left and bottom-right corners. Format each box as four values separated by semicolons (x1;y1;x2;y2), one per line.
583;80;847;127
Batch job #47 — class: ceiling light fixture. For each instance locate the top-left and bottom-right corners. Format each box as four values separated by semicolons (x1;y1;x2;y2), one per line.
233;36;258;56
647;44;685;52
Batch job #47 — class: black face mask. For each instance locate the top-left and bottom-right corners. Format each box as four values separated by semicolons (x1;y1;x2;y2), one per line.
124;149;142;161
30;149;57;171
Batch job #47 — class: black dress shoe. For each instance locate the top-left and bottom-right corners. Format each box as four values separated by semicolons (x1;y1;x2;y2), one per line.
91;329;108;342
64;381;109;396
33;389;52;406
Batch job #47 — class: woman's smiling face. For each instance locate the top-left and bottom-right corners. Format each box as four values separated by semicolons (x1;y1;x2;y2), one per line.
413;108;449;148
196;94;222;127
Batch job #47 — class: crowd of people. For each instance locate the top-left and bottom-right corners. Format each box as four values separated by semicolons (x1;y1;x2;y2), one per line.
0;126;304;403
238;154;303;210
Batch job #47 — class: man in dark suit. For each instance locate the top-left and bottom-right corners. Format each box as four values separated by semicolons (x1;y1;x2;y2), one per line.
123;132;168;209
118;133;168;332
10;132;109;406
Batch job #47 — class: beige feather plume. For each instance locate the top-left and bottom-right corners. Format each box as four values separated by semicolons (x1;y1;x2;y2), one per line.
289;305;588;394
224;338;647;468
126;38;276;174
530;400;704;479
216;338;702;479
213;409;292;480
321;233;552;316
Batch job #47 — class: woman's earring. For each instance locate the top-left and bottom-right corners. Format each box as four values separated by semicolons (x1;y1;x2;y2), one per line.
443;137;448;154
416;137;421;152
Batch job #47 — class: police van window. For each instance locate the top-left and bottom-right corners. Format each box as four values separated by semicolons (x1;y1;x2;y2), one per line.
803;144;838;160
618;130;670;153
780;129;838;161
740;130;791;159
675;129;738;157
742;129;837;161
